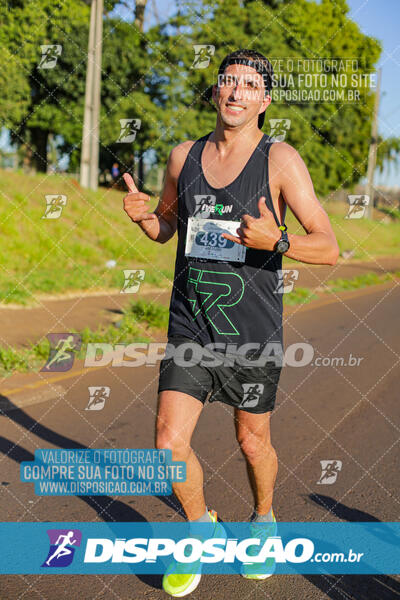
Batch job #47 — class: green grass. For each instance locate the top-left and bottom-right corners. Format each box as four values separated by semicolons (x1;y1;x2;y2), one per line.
0;299;169;376
0;337;58;375
326;271;400;293
285;198;400;261
283;270;400;305
0;169;177;304
124;298;170;330
1;270;398;375
1;169;400;304
283;287;318;305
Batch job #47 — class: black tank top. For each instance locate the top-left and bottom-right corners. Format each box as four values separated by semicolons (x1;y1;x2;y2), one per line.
167;131;283;353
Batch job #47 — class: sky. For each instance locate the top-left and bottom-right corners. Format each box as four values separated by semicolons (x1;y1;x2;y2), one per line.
345;0;400;186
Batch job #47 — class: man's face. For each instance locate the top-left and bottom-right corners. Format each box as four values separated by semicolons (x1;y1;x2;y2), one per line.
212;63;271;128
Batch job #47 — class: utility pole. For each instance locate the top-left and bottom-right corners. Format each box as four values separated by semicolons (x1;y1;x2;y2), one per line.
80;0;103;190
365;67;382;219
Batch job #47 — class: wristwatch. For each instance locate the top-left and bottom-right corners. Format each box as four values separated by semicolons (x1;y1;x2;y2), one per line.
274;224;290;254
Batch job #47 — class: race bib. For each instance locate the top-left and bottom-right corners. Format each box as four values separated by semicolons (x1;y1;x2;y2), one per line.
185;217;246;262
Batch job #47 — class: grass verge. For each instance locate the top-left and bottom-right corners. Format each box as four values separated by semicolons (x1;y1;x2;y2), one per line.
0;273;398;376
1;169;400;304
283;270;400;305
0;299;169;376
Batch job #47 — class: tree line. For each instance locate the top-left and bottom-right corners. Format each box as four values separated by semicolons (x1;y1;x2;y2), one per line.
0;0;399;196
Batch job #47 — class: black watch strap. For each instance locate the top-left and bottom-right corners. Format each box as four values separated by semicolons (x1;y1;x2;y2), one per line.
274;224;290;254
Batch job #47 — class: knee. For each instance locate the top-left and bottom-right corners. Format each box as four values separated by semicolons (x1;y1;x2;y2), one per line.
237;433;276;465
155;427;191;460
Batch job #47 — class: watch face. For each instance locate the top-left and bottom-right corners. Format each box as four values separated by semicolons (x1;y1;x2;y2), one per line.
277;240;290;253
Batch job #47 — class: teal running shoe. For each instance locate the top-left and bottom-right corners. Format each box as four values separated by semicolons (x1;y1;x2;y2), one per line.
162;509;226;597
241;509;277;580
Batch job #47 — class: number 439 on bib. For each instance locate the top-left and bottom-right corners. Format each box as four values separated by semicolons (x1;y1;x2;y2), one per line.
185;217;246;262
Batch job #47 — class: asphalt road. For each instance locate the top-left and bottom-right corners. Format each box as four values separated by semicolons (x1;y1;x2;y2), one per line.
0;283;399;599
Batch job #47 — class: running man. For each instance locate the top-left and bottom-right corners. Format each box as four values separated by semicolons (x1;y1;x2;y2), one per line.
123;49;339;596
44;334;76;370
45;531;77;566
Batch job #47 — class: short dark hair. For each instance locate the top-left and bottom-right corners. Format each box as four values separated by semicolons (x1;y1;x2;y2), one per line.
204;48;273;128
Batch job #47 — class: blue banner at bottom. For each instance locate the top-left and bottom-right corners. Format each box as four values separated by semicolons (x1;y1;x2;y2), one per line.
0;522;398;574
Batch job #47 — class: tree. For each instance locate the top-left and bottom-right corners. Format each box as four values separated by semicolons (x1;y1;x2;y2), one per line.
145;0;399;197
3;0;398;191
0;0;56;127
5;2;152;177
6;0;90;171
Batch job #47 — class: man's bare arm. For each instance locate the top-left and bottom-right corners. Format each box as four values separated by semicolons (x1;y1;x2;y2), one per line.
123;142;192;243
222;143;339;265
275;143;339;265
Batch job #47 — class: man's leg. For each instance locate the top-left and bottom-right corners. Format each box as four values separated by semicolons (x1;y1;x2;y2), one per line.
234;410;277;515
155;390;206;520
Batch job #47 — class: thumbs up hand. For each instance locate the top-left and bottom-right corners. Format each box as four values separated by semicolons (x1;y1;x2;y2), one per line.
221;197;281;251
122;173;157;223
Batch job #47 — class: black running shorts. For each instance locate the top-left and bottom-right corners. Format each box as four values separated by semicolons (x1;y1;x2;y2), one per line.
157;337;282;414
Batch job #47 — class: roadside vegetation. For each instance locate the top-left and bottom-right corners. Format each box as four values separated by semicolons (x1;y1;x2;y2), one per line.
0;299;169;376
1;270;399;376
1;170;400;305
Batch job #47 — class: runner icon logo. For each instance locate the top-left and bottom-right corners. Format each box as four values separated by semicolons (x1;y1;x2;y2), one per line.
42;195;67;219
117;119;141;143
42;529;81;568
345;195;369;219
191;45;215;69
38;45;62;69
317;460;342;485
274;269;299;294
121;269;145;293
269;119;291;142
41;333;82;372
85;386;110;411
239;383;264;408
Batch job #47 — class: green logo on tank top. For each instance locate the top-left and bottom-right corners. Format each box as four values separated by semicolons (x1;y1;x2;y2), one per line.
187;267;244;335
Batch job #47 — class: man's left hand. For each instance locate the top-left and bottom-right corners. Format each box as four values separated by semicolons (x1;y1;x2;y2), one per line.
222;197;281;251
